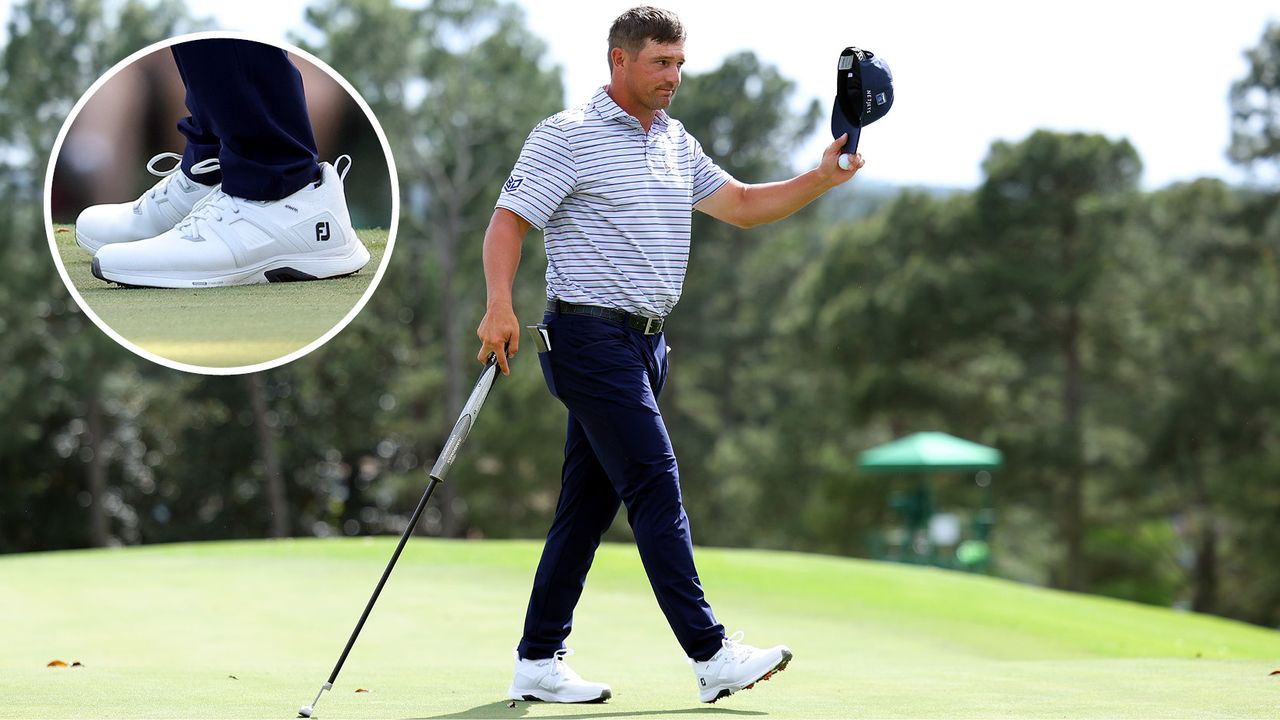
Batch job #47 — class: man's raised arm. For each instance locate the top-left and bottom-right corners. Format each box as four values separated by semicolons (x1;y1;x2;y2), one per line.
694;134;864;229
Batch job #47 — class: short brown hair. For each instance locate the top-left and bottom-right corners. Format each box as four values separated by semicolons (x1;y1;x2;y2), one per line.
607;6;685;69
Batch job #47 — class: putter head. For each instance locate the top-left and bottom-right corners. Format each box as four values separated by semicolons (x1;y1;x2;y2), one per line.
299;682;328;717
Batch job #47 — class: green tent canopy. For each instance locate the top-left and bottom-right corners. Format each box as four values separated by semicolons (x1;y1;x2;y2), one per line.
858;432;1002;472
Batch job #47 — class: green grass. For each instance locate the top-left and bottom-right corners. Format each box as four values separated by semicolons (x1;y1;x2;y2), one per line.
53;226;388;369
3;539;1277;719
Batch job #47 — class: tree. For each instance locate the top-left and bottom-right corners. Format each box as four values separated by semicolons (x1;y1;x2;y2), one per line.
1134;178;1280;622
654;51;820;531
246;373;289;537
973;130;1142;591
0;0;205;550
1229;21;1280;180
774;187;1012;556
298;0;565;537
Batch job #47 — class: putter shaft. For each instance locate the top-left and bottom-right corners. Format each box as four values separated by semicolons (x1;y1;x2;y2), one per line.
324;478;441;686
299;354;500;717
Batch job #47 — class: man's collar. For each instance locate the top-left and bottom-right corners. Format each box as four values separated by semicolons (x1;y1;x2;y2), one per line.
591;87;628;120
592;86;669;128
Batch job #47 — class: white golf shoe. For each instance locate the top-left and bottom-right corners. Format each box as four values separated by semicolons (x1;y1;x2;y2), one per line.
691;631;792;703
75;153;220;253
92;156;370;288
507;648;612;703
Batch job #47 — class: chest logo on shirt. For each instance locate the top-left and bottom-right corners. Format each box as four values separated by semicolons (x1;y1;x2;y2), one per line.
648;135;679;176
503;176;524;193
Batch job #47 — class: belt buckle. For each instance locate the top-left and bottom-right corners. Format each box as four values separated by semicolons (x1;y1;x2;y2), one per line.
642;315;661;335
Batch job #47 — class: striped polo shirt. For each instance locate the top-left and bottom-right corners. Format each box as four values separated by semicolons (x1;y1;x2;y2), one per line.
496;87;731;317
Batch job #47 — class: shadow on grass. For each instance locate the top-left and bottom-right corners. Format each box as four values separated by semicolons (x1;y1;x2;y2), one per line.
412;699;768;720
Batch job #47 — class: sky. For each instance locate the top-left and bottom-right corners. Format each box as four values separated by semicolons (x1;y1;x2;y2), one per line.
14;0;1280;189
518;1;1279;189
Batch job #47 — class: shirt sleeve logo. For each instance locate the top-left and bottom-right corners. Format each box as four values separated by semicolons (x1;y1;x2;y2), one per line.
503;176;524;193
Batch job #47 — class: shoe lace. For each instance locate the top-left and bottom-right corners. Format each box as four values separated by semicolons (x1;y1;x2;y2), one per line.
334;154;352;182
719;631;754;664
550;648;584;682
135;153;220;210
177;188;240;240
172;154;343;240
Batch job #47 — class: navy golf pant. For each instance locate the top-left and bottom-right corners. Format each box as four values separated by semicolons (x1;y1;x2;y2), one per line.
518;312;725;662
170;39;320;200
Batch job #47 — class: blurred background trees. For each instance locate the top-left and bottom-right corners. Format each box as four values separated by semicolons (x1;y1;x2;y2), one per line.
2;1;1279;630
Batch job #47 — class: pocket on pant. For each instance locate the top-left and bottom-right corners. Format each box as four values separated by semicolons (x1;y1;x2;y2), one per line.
557;315;628;353
538;348;559;398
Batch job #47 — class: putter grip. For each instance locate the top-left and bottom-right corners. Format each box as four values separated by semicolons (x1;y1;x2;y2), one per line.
429;354;499;482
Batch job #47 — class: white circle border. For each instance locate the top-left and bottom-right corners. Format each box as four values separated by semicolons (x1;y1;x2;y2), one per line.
42;30;401;376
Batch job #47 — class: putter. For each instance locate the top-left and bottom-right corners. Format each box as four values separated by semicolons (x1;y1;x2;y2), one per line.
298;353;503;718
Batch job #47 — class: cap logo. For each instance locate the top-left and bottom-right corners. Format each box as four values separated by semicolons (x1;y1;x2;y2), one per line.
876;92;887;106
838;55;854;70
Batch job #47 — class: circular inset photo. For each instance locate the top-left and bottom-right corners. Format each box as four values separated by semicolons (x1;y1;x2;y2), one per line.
45;31;398;374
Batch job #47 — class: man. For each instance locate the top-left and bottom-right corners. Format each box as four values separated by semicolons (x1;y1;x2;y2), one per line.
476;6;864;704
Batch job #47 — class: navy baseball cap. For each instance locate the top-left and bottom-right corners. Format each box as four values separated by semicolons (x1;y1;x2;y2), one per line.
831;46;894;154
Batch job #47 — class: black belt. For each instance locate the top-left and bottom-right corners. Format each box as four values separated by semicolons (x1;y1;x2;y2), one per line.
545;298;665;335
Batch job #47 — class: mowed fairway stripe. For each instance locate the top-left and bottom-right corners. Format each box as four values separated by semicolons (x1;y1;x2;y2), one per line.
139;340;324;367
55;227;388;368
2;538;1278;719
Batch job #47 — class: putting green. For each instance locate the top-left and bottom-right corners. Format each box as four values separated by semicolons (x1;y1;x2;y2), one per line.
3;538;1277;719
52;226;389;369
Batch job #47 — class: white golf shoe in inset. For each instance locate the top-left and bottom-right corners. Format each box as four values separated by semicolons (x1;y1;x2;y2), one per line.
691;631;792;703
75;153;219;253
92;156;370;288
507;648;612;703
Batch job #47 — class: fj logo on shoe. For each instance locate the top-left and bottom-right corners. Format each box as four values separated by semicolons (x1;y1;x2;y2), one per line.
503;176;524;193
700;678;706;687
315;221;331;242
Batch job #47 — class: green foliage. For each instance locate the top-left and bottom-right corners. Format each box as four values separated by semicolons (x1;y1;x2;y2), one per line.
1083;520;1182;606
657;52;822;535
0;0;206;550
969;131;1145;591
1127;178;1280;624
293;0;565;537
975;130;1142;326
1230;21;1280;174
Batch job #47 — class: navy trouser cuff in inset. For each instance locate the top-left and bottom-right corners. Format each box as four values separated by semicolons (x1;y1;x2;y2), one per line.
175;118;222;187
518;312;726;663
171;39;321;201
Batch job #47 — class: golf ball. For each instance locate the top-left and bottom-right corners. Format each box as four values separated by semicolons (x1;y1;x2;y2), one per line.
298;706;313;718
838;154;852;171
